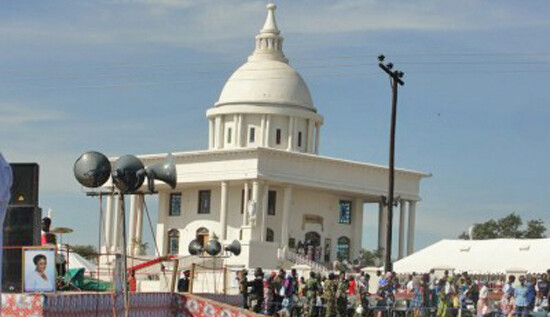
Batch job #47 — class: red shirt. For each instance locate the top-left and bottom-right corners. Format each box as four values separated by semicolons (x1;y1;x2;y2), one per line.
349;279;356;296
129;276;137;292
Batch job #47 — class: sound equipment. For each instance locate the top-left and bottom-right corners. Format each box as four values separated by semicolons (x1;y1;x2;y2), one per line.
2;206;42;292
188;239;203;256
140;154;177;192
111;155;145;194
225;240;241;256
73;151;178;194
205;238;222;256
74;151;111;188
9;163;39;206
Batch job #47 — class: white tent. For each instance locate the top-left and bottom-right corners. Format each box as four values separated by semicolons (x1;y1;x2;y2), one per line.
393;238;550;274
67;250;97;275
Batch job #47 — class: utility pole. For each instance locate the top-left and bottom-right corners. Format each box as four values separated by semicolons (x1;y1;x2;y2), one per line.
378;55;404;273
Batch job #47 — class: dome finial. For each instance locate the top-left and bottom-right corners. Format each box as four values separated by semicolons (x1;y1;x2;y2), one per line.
261;3;280;35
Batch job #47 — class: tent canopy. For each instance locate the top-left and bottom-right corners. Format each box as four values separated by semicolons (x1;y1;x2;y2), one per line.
393;238;550;274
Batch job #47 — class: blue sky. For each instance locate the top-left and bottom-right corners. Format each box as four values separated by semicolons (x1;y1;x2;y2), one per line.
1;0;549;257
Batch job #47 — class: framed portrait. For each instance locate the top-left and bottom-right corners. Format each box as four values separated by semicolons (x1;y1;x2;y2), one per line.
22;246;56;293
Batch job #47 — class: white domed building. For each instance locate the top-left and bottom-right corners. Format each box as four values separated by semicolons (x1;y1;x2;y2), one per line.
101;4;429;273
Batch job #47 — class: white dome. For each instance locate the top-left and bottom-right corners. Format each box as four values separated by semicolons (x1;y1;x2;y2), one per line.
216;59;315;111
214;3;315;112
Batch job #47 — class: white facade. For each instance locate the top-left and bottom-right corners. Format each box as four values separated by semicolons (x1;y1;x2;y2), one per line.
101;4;429;270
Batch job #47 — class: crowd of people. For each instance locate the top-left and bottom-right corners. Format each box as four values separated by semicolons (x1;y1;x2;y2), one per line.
234;267;550;317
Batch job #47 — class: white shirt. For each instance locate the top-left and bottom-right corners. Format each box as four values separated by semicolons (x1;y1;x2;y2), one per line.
25;270;53;292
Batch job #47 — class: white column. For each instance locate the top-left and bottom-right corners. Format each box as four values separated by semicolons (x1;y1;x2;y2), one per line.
352;198;364;260
251;181;260;240
242;182;249;226
215;116;223;149
128;195;138;255
220;181;229;240
236;115;243;147
112;195;121;252
156;223;165;256
314;122;321;154
398;200;406;259
264;115;271;147
260;115;266;147
104;195;114;252
260;184;269;242
133;195;144;256
407;201;416;255
281;186;292;248
208;118;215;149
378;202;388;257
287;117;294;151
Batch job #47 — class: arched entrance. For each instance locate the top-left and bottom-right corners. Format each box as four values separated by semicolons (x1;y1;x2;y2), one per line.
196;227;209;248
304;231;322;261
305;231;321;246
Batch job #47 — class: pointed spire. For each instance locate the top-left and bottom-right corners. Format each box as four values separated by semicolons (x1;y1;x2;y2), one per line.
261;3;280;35
249;3;287;63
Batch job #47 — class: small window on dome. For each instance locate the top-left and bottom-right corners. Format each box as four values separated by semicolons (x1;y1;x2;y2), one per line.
276;129;282;145
227;128;232;144
249;127;256;144
298;132;303;147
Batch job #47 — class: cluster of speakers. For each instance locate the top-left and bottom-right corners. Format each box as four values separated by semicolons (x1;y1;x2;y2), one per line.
2;163;42;293
73;151;177;193
188;238;241;257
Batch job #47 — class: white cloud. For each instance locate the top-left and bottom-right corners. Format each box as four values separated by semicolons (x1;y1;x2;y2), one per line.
0;103;66;125
0;1;547;51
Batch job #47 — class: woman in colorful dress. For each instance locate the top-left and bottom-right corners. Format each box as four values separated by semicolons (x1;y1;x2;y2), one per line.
476;281;489;317
410;277;423;317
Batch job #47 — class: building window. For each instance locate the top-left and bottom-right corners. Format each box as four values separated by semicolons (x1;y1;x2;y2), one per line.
168;229;180;255
298;132;302;147
196;227;209;248
267;190;277;215
198;190;211;214
227;127;232;144
339;200;352;224
249;127;256;143
276;129;282;145
266;228;274;242
336;236;350;261
288;238;296;249
169;193;181;216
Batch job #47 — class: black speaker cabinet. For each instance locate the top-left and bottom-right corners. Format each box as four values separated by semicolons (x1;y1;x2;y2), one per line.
2;206;42;292
9;163;39;207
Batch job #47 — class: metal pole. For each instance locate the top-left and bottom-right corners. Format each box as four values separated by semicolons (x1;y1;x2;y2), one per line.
171;259;180;293
120;194;130;317
378;55;404;273
385;78;398;273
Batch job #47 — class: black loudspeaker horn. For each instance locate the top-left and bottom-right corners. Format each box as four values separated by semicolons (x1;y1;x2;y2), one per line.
73;152;111;188
188;239;203;256
111;155;145;194
205;238;222;256
140;154;177;192
225;240;241;256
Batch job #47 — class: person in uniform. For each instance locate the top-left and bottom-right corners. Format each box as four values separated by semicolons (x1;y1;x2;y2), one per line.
248;267;265;313
324;273;337;317
336;273;349;317
238;269;249;309
306;271;321;317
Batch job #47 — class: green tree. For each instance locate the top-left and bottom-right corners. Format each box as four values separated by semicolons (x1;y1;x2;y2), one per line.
459;213;546;239
359;248;383;266
524;219;546;238
497;213;523;238
71;245;98;261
